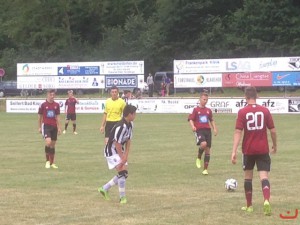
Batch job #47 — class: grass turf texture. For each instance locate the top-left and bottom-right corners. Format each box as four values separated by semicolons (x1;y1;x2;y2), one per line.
0;113;299;225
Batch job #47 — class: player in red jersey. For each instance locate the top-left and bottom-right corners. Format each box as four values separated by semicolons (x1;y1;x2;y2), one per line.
38;89;61;169
63;90;79;135
231;86;277;216
188;92;218;175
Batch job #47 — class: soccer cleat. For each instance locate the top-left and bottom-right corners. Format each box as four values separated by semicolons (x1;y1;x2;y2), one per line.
73;131;78;135
263;200;271;216
196;158;201;168
202;169;208;175
241;206;254;213
120;196;127;204
50;164;58;169
45;161;50;169
63;130;66;134
98;187;110;200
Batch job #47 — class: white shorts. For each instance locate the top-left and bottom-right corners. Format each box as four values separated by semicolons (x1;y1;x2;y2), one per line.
105;154;128;170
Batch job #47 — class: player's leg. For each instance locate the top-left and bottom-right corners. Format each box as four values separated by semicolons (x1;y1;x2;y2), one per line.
117;169;128;204
257;154;271;216
42;125;52;168
72;114;77;134
63;114;70;134
98;154;121;200
202;130;212;175
49;127;58;168
44;137;52;168
195;130;206;168
241;155;255;212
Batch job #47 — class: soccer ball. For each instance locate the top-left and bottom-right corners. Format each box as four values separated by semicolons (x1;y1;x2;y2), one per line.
225;178;238;191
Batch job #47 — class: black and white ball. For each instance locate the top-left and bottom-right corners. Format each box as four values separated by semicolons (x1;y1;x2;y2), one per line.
225;178;238;191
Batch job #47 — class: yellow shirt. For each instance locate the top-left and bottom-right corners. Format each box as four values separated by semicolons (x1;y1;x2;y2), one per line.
104;98;126;122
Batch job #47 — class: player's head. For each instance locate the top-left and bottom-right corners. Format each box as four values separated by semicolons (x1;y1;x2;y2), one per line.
244;86;257;100
68;90;74;97
123;104;137;121
199;92;209;107
110;86;119;100
47;89;56;102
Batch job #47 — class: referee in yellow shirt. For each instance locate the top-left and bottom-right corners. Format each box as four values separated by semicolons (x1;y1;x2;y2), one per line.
100;86;126;144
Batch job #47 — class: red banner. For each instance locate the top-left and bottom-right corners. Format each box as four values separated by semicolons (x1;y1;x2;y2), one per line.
222;72;272;87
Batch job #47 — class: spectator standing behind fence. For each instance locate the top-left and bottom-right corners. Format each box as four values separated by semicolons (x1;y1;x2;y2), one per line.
147;73;154;97
165;76;172;96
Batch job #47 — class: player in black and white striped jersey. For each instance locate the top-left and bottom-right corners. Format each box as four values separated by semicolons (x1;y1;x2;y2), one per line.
98;104;137;204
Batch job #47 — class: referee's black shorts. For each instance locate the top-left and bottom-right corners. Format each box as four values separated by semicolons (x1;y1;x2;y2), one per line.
105;121;118;138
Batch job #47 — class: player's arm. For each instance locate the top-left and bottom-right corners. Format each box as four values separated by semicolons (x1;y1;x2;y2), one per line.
188;111;196;131
100;113;107;133
210;120;218;136
56;114;62;134
124;139;131;162
269;127;277;154
114;141;126;165
231;129;242;164
38;114;43;133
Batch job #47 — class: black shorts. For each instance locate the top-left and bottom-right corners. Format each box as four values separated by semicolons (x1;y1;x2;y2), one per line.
42;124;58;141
243;153;271;171
195;129;212;147
105;121;118;138
66;113;76;121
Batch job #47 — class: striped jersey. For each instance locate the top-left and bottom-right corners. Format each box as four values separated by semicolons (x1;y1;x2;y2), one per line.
104;118;133;157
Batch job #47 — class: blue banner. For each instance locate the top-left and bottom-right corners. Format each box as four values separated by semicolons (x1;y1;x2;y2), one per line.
58;66;100;75
272;72;300;86
105;75;137;88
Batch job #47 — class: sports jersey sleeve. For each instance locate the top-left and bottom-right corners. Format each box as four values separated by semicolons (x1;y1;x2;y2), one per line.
188;108;196;121
235;110;244;130
38;103;44;115
265;109;275;129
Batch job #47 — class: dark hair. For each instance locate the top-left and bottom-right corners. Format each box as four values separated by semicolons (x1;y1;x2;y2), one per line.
111;85;118;90
123;104;137;117
47;89;56;94
244;86;257;100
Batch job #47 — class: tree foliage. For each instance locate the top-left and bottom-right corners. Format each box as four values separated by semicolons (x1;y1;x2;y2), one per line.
0;0;299;79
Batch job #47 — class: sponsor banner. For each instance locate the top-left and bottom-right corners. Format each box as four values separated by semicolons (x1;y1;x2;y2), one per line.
17;76;56;89
6;99;106;113
102;61;144;74
174;74;222;88
58;65;100;75
6;98;290;114
105;75;138;88
57;76;105;89
174;57;300;74
17;63;57;76
174;59;222;74
288;99;300;112
222;72;272;87
272;72;300;86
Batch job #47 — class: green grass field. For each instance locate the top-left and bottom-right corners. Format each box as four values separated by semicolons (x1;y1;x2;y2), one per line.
0;113;299;225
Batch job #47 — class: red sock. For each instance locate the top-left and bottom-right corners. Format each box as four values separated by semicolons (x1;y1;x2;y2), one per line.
244;179;252;207
49;153;55;164
262;179;270;201
45;153;50;161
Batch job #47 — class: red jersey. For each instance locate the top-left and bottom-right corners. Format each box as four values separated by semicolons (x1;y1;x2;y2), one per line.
65;97;77;114
188;106;213;130
38;100;60;127
235;104;275;155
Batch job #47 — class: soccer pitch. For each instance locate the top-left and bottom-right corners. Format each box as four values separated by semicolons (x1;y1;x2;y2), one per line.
0;113;299;225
